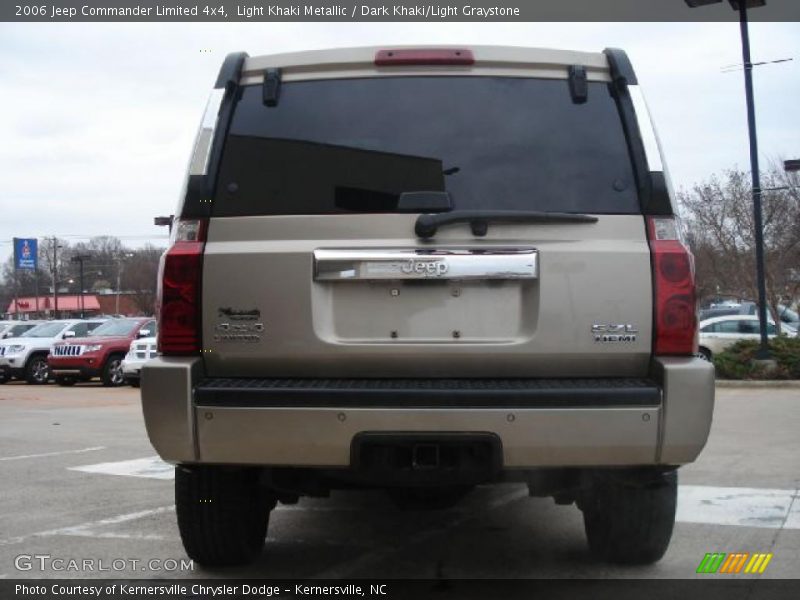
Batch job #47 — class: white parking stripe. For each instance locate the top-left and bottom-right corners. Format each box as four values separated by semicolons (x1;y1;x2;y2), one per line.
677;485;800;529
0;506;175;546
69;456;174;480
0;446;105;462
67;457;800;531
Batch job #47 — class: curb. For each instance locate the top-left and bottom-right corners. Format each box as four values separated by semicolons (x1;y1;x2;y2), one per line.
715;379;800;389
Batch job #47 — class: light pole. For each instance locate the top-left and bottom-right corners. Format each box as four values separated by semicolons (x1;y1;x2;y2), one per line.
684;0;771;358
115;253;134;315
70;254;91;318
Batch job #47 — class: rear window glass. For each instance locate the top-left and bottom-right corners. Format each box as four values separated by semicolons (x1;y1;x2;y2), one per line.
213;76;639;216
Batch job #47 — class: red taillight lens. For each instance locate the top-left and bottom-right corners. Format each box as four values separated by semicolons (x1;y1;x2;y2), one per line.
375;48;474;66
157;219;207;355
648;217;697;355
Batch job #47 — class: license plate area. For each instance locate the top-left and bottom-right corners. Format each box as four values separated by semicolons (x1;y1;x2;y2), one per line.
351;432;502;485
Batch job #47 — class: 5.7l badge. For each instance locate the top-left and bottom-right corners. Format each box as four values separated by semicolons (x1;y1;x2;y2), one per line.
592;323;638;343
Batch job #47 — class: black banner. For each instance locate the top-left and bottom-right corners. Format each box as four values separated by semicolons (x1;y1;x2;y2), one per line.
3;579;800;600
3;0;800;23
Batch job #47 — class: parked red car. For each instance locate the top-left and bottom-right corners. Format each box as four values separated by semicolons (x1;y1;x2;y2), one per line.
49;317;156;386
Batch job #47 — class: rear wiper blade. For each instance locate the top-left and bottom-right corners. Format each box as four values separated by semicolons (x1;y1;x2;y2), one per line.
414;210;598;239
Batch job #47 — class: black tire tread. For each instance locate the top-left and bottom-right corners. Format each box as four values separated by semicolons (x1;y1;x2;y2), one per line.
582;469;677;565
175;465;274;567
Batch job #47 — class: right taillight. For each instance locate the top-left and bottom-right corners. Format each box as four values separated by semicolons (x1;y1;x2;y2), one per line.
157;219;207;355
647;216;697;356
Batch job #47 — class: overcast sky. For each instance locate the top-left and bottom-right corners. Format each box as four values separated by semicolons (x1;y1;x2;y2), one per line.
1;21;798;267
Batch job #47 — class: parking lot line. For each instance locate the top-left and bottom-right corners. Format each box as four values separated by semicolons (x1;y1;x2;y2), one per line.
677;485;800;530
66;457;800;531
69;456;173;479
0;446;105;462
0;506;175;547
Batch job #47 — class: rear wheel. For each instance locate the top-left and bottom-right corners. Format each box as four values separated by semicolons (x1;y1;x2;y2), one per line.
175;465;275;566
25;354;50;384
698;347;712;362
101;355;125;387
580;468;677;565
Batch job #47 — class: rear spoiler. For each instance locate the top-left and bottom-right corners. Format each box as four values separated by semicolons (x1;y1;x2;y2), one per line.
603;47;674;216
181;52;249;219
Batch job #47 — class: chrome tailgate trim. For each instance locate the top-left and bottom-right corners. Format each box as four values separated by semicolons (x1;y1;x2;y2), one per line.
314;248;538;281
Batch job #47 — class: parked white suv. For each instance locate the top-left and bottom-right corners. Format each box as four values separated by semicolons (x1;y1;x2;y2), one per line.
0;319;106;384
0;320;42;340
122;336;158;387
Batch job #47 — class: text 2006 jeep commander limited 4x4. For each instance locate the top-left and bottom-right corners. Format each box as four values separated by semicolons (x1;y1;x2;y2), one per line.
142;46;714;567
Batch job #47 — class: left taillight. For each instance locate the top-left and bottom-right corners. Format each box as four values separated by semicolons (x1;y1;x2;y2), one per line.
157;219;207;355
647;216;697;356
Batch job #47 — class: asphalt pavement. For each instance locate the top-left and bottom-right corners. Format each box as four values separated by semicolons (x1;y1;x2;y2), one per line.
0;381;798;581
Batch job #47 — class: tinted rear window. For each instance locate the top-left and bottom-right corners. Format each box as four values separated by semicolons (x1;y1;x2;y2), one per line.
213;76;638;216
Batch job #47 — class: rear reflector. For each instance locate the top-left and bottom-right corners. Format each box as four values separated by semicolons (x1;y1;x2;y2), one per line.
647;217;697;355
375;48;474;66
157;219;207;355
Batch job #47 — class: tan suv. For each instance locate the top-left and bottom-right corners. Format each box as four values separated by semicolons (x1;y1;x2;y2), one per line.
142;46;714;567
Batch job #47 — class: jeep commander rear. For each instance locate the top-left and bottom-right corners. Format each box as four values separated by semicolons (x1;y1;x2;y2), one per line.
141;45;715;567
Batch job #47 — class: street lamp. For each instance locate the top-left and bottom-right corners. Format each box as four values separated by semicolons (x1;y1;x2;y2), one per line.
115;252;135;315
684;0;770;358
70;254;91;318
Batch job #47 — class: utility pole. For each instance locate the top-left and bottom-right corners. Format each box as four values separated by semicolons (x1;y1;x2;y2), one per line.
71;255;91;318
737;1;770;359
115;253;134;315
684;0;771;358
51;237;60;318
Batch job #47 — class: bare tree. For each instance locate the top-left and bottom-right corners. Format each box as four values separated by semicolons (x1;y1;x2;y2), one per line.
122;244;164;315
680;163;800;331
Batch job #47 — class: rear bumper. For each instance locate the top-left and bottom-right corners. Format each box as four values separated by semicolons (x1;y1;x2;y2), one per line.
141;357;714;468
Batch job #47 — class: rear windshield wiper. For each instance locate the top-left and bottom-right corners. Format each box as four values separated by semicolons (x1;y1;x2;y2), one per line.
415;210;599;239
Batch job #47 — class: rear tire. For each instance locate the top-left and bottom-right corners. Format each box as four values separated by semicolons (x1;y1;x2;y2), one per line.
698;347;712;362
25;354;50;385
175;465;275;567
580;468;677;565
101;355;125;387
